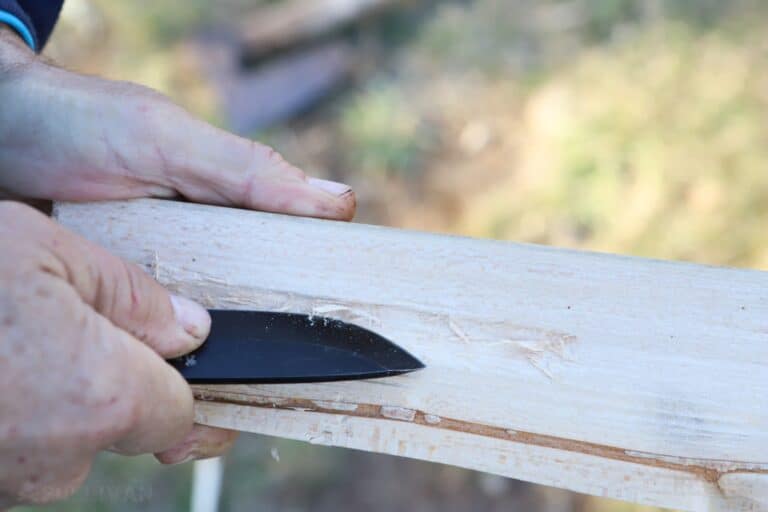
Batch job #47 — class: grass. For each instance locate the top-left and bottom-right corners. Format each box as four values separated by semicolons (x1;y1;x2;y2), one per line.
339;83;434;178
456;22;768;267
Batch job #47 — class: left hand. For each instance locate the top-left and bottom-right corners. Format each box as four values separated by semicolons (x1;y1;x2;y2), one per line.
0;29;355;221
0;27;356;465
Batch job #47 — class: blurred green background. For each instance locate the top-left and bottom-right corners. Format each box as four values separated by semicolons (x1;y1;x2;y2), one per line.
23;0;768;510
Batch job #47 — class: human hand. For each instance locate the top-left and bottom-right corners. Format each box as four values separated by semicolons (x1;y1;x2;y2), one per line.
0;28;355;220
0;25;356;476
0;202;219;507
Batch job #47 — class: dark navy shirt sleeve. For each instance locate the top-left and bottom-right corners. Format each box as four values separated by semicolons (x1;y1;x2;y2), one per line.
0;0;64;51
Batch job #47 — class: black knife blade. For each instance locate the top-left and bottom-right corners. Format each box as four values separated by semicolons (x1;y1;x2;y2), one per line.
169;309;425;384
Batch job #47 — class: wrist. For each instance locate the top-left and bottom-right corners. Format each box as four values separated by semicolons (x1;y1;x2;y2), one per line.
0;25;34;73
0;26;41;197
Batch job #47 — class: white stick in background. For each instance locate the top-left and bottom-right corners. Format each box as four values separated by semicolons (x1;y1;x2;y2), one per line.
191;458;224;512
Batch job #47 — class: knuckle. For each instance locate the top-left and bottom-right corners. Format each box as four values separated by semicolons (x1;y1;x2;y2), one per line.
120;261;162;339
252;142;305;177
286;164;307;181
54;396;135;449
108;396;142;442
0;205;60;278
71;354;144;446
90;255;158;334
0;200;40;224
89;375;143;444
128;91;183;128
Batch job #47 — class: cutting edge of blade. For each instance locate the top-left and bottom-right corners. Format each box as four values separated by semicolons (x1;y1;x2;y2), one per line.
186;365;422;385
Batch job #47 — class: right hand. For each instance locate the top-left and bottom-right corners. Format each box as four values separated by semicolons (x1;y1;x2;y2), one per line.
0;201;211;507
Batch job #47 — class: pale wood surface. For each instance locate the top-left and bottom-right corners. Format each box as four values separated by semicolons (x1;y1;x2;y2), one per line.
54;199;768;511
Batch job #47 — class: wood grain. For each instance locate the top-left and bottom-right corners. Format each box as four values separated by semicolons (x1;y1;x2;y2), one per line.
54;199;768;511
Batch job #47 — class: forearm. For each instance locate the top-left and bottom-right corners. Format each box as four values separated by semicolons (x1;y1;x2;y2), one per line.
0;26;33;199
0;24;34;73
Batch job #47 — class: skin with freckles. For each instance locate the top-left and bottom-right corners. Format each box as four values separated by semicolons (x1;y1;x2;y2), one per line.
0;24;355;508
0;202;210;506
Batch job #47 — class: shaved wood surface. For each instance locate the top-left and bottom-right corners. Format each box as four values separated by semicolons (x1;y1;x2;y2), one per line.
54;199;768;511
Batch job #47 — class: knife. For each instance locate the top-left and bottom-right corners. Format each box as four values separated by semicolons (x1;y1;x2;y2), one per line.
169;309;425;384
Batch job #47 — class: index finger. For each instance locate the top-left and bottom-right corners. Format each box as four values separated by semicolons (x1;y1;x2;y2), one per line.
130;100;356;220
6;202;210;358
84;308;196;454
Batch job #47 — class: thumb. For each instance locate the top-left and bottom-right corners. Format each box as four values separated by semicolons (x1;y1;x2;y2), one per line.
19;204;209;358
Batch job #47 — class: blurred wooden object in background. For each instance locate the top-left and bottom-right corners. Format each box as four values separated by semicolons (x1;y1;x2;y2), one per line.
239;0;403;58
190;34;354;133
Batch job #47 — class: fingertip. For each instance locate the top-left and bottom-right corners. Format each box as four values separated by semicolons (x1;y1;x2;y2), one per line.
168;294;211;357
307;177;352;197
336;189;357;221
170;295;211;340
237;174;356;221
154;425;239;465
318;187;356;221
306;178;357;220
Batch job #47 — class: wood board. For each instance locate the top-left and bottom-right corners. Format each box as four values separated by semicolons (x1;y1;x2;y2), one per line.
53;198;768;511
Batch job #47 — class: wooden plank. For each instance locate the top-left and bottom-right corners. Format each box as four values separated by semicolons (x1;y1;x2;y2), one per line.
53;199;768;511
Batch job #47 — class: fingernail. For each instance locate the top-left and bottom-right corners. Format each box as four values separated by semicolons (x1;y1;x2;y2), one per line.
170;295;211;340
156;426;237;465
308;177;352;197
155;428;198;465
164;451;221;465
157;446;197;465
168;452;197;465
